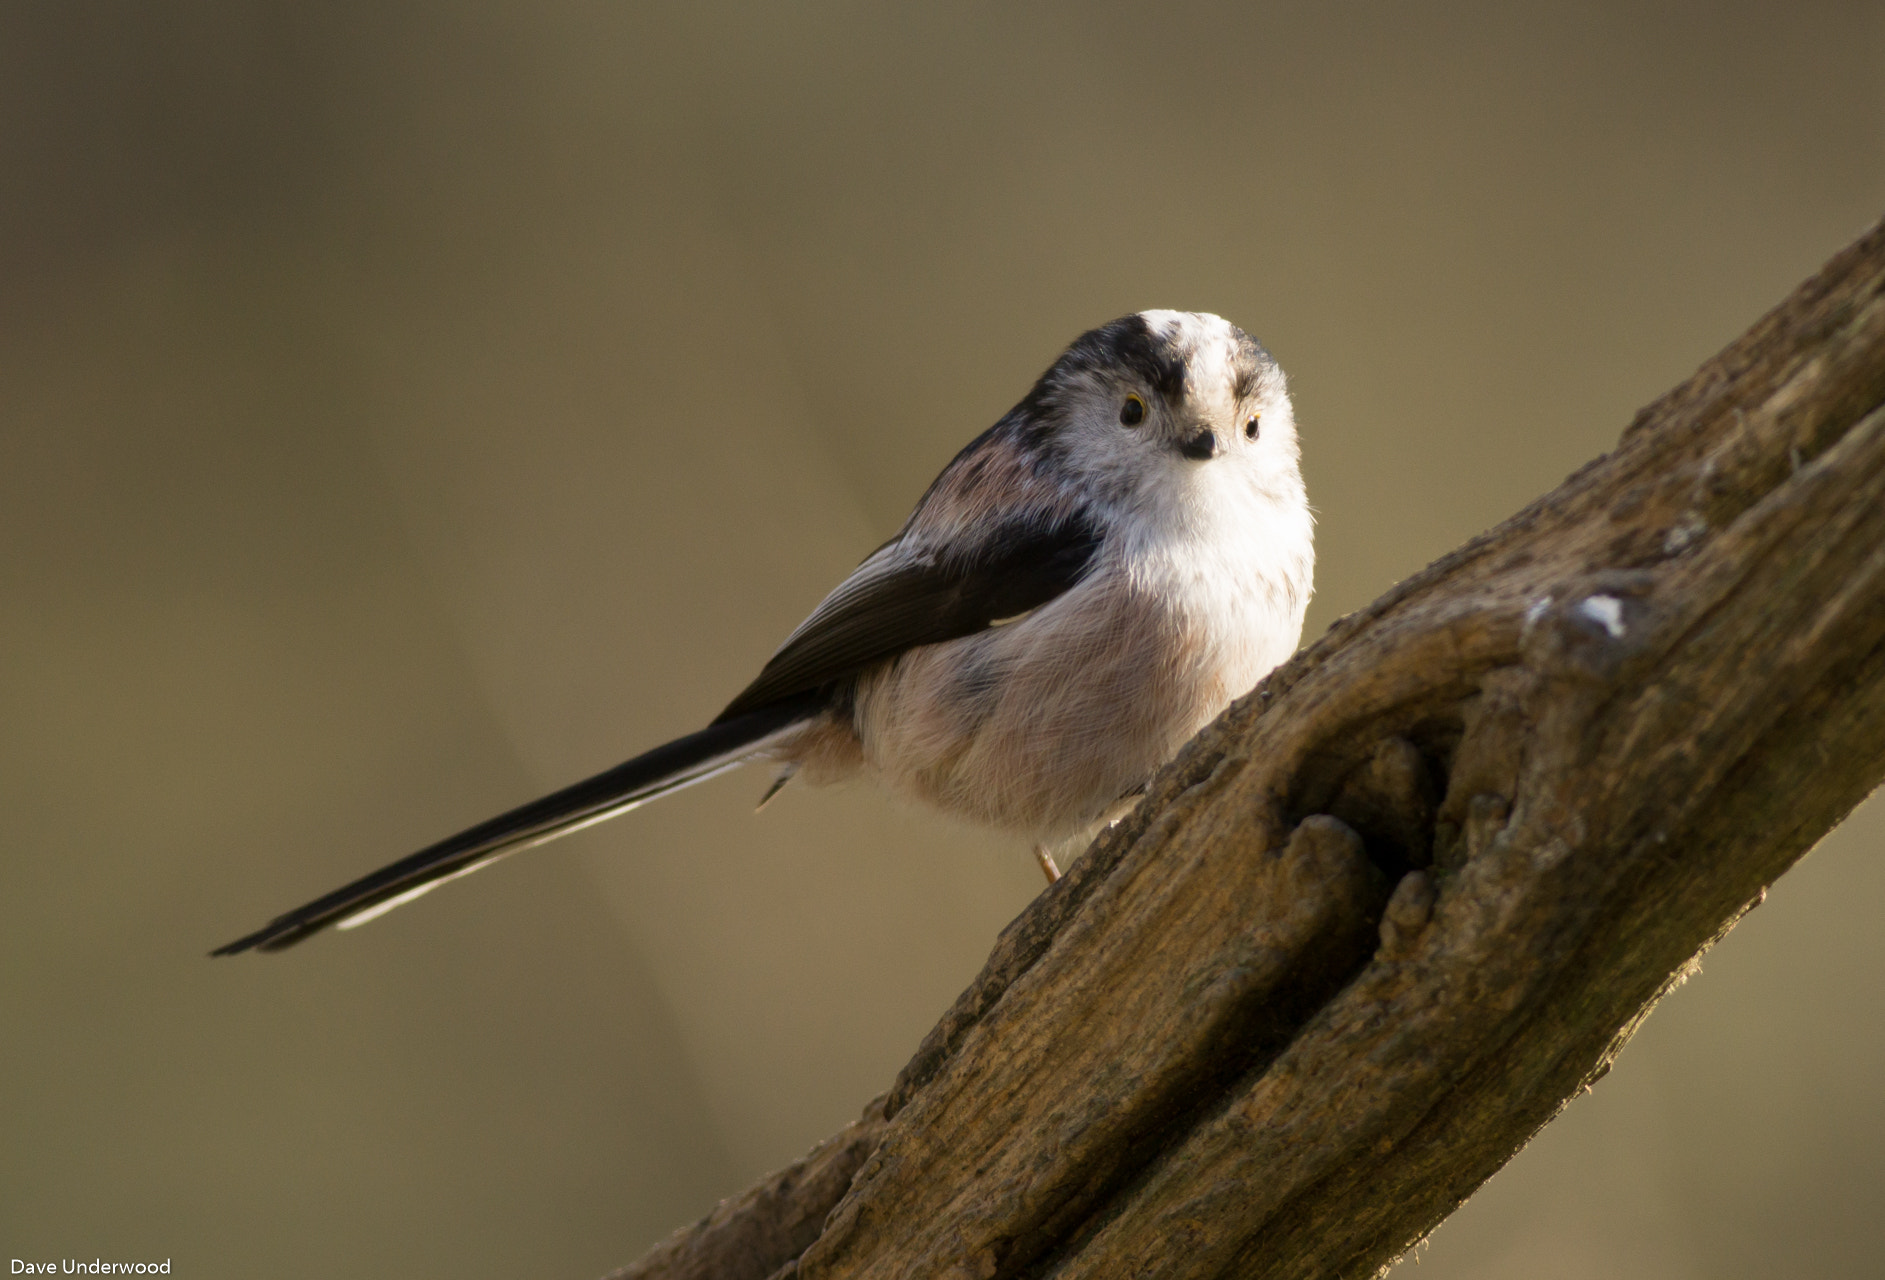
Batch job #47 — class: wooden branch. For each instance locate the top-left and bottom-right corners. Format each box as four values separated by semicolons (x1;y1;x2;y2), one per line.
608;216;1885;1280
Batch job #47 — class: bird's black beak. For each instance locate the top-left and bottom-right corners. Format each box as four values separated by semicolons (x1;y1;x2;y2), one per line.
1177;429;1220;461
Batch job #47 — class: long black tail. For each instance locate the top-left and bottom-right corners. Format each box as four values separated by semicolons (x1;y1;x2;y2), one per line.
212;696;822;954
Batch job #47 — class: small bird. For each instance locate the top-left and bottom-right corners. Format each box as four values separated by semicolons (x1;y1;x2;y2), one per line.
214;311;1313;954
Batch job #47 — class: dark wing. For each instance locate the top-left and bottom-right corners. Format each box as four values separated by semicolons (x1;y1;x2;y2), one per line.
714;512;1104;723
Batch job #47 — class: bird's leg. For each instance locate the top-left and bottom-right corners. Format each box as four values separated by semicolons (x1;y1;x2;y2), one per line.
1033;843;1061;884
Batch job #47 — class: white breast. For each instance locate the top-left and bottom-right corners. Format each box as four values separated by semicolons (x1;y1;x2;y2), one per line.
850;474;1312;842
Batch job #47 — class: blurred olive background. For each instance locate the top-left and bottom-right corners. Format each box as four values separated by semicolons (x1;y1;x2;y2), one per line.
2;3;1881;1277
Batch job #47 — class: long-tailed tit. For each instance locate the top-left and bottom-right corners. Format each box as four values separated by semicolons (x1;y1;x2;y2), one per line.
214;311;1314;954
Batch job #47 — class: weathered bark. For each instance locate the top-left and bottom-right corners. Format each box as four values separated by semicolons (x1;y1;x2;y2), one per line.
608;215;1885;1280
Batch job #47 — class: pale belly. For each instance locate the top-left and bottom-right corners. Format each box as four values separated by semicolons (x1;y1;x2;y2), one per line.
802;563;1304;841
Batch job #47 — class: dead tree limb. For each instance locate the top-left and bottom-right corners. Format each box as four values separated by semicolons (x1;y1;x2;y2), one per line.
610;216;1885;1280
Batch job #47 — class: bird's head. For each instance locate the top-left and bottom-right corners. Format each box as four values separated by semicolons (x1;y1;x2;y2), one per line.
1012;310;1302;517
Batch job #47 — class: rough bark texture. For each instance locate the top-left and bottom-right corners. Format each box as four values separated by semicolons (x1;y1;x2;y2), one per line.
607;216;1885;1280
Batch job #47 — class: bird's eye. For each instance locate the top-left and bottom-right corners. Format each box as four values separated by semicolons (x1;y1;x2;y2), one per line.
1244;414;1261;441
1120;395;1146;427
